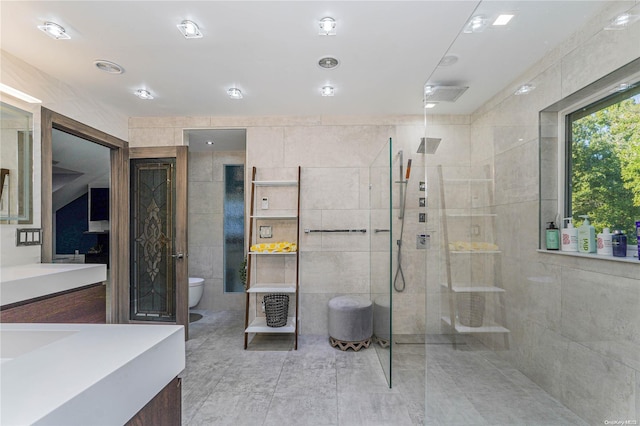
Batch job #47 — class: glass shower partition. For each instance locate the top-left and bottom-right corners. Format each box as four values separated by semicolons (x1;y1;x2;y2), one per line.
369;138;394;387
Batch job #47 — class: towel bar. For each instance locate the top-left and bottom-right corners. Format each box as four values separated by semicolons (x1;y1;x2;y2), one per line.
304;229;367;234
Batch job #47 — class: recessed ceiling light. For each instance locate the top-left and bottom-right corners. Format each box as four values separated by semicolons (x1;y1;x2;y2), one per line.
177;20;203;38
604;13;639;30
318;57;339;69
0;83;42;103
424;102;437;109
227;88;243;99
206;140;214;145
37;22;70;39
321;86;335;96
514;84;535;95
94;60;124;74
463;15;487;33
319;17;336;36
493;14;514;26
134;89;154;100
438;55;459;67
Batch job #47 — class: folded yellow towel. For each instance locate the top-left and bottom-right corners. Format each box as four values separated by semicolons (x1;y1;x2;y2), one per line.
251;242;297;253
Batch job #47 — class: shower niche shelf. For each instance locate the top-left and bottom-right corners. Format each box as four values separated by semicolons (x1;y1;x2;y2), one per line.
244;166;301;350
438;165;509;347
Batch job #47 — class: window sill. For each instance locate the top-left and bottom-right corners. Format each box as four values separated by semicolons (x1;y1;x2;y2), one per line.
537;249;639;264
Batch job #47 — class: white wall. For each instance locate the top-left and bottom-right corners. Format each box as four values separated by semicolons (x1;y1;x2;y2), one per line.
0;51;129;267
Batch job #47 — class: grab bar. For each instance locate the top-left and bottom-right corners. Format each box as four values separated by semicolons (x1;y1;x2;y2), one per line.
374;229;390;233
304;229;367;234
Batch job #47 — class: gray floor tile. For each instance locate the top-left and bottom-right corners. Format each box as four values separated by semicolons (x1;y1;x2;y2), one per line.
263;395;339;426
182;311;587;426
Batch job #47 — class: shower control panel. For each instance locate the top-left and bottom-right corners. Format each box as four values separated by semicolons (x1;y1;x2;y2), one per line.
416;234;429;249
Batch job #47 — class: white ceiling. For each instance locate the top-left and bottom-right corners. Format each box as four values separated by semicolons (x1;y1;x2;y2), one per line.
1;1;627;119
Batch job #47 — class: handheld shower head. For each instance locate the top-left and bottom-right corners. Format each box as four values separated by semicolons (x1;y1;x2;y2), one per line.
405;159;412;179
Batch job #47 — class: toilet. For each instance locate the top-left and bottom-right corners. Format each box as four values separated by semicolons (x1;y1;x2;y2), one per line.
188;277;204;308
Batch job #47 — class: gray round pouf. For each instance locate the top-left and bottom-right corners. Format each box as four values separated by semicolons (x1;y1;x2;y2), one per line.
328;295;373;351
373;296;390;348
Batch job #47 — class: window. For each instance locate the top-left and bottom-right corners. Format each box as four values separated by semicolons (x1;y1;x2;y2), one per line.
224;164;245;292
565;82;640;238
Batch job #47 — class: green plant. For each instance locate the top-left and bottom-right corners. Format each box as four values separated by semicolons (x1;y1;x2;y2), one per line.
239;255;247;289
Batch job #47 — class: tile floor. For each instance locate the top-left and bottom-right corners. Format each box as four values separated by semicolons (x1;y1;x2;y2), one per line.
182;310;587;425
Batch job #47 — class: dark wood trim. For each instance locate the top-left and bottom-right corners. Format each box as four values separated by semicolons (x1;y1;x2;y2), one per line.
129;146;180;159
41;108;53;262
0;283;106;323
40;107;129;324
175;146;189;340
125;377;181;426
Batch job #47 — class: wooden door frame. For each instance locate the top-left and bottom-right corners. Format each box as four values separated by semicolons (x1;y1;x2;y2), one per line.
41;108;129;323
129;146;189;339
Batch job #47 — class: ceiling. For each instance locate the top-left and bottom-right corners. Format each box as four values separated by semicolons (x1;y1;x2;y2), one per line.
1;1;627;119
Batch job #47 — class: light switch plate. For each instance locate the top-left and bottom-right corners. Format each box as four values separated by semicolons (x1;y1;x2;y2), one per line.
16;228;42;246
261;197;269;209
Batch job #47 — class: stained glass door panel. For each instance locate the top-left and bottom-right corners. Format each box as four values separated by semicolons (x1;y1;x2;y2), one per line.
130;159;176;322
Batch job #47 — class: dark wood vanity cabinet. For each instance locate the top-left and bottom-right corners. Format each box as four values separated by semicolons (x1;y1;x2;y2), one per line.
0;282;106;323
125;377;182;426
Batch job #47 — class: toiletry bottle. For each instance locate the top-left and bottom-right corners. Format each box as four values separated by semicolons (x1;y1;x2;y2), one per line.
612;230;627;257
561;217;578;252
636;221;640;261
596;227;613;256
546;222;560;250
577;215;596;253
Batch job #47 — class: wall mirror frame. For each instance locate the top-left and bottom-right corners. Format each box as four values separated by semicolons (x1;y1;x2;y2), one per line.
0;101;34;224
41;108;129;323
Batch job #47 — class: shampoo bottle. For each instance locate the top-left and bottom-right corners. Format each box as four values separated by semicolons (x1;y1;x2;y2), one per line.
636;221;640;261
546;222;560;250
577;215;596;253
561;217;578;252
597;227;613;256
612;230;627;257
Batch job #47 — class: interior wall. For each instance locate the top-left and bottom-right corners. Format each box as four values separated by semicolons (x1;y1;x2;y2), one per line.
188;149;245;312
468;4;640;422
129;115;469;336
0;50;128;267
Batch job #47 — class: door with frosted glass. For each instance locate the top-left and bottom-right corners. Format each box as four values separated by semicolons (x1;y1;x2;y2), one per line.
129;147;188;338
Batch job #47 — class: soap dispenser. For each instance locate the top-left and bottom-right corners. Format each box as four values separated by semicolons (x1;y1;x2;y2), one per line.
561;217;578;252
577;215;596;253
597;227;613;256
546;222;560;250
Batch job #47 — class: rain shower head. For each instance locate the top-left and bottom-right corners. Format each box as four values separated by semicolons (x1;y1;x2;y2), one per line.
417;137;441;154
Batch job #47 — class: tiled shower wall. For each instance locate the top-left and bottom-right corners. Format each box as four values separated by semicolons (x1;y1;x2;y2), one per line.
129;116;470;337
467;2;640;422
187;150;246;312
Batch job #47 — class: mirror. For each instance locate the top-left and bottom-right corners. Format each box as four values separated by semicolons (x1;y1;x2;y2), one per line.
51;128;111;264
0;102;33;223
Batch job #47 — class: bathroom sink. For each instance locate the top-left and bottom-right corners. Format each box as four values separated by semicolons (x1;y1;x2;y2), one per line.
0;329;77;362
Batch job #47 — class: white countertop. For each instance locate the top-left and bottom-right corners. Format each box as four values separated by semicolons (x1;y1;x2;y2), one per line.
0;263;107;306
0;322;185;425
